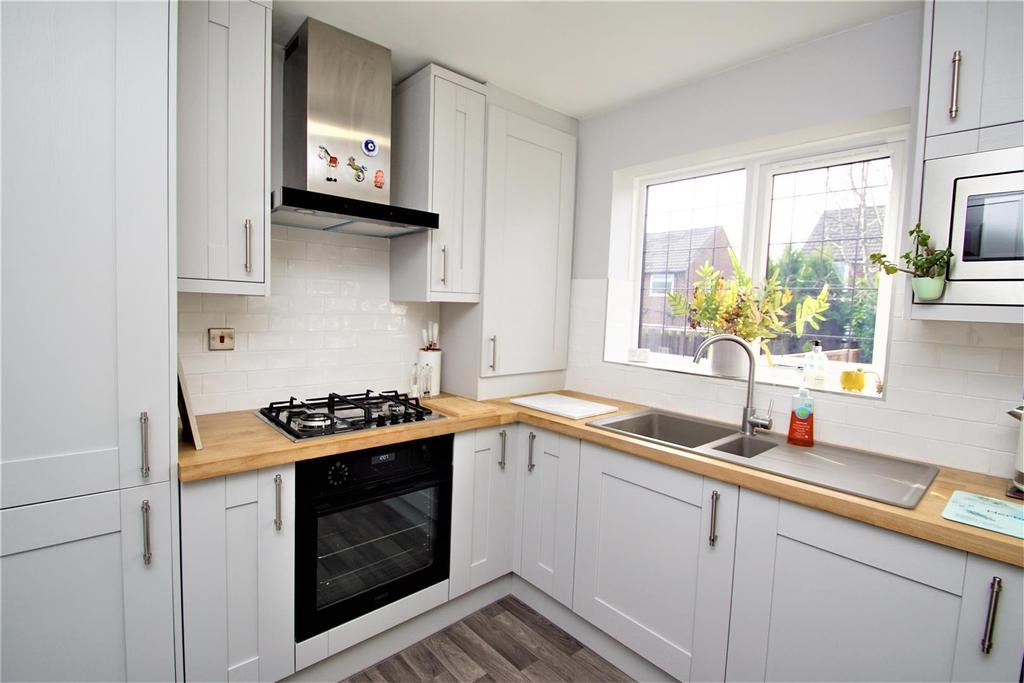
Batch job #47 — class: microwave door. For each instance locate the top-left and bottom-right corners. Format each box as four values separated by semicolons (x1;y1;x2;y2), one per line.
948;170;1024;281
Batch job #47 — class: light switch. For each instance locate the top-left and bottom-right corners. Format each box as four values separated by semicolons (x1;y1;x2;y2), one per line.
208;328;235;351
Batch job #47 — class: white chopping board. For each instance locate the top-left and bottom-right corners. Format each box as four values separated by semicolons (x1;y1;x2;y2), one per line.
510;394;618;420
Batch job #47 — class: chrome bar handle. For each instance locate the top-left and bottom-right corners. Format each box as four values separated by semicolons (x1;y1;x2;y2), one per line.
709;490;720;547
244;219;253;274
527;431;536;472
141;500;152;566
139;411;150;478
489;336;497;371
274;474;283;531
498;429;507;470
981;576;1003;654
949;50;962;119
440;245;448;285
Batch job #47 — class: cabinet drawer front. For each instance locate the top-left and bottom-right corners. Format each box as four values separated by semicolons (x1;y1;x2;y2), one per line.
1;490;120;557
777;501;966;593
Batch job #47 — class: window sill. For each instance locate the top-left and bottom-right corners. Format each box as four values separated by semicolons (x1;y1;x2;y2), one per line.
605;351;885;400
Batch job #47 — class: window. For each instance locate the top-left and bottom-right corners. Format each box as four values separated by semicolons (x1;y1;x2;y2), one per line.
638;169;746;357
648;273;675;296
626;136;903;389
765;157;891;364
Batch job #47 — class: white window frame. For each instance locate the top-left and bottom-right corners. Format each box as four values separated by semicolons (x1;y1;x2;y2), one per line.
621;131;908;392
647;273;675;297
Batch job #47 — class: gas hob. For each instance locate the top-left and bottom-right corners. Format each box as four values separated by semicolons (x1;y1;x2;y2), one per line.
257;390;442;441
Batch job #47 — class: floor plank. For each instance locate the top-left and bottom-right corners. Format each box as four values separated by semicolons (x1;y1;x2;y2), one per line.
344;599;632;683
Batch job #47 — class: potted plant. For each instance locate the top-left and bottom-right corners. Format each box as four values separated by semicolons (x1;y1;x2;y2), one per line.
869;224;954;301
667;250;830;377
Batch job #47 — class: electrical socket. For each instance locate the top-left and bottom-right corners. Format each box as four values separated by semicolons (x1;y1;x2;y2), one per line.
208;328;235;351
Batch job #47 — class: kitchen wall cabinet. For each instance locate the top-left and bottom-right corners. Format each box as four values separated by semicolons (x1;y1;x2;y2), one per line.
727;490;1024;682
450;428;518;598
480;107;577;377
573;443;737;682
1;0;172;507
926;0;1023;138
181;464;295;682
514;426;581;608
391;65;487;303
0;483;176;682
177;0;271;295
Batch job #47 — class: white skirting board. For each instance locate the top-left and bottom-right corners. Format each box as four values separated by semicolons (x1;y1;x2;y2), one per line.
283;575;673;683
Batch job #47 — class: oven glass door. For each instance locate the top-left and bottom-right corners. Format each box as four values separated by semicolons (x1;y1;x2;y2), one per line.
295;473;451;642
316;484;439;610
949;170;1024;281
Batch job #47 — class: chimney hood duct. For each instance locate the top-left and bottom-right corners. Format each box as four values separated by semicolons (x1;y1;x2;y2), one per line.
272;19;437;237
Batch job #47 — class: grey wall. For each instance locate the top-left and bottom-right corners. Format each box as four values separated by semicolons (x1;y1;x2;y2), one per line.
571;8;924;279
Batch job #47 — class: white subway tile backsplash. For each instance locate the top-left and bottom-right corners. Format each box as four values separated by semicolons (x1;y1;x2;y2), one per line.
178;230;438;415
565;277;1024;476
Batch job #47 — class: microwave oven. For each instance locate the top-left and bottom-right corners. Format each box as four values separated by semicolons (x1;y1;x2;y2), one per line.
919;146;1024;309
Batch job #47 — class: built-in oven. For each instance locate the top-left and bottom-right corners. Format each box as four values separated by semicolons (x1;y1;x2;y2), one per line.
294;434;452;642
920;146;1024;307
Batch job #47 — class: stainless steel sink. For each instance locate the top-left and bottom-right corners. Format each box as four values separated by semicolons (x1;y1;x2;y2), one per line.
588;409;939;508
588;411;738;450
713;435;777;458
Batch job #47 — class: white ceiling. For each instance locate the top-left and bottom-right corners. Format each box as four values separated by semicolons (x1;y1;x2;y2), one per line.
272;1;916;120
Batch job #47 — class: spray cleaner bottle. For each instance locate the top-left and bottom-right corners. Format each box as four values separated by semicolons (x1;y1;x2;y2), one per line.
787;384;815;447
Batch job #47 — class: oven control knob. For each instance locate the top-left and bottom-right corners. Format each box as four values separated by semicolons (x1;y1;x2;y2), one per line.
326;462;350;486
375;414;387;427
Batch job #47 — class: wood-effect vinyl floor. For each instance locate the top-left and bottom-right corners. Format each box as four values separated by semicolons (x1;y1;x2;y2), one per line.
343;596;634;683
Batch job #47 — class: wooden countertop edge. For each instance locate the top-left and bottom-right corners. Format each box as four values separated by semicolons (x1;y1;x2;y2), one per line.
179;392;1024;568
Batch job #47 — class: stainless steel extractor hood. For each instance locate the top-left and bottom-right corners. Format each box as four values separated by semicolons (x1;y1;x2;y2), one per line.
272;19;437;237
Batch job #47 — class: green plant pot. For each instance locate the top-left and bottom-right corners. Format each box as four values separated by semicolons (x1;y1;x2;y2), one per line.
911;275;946;301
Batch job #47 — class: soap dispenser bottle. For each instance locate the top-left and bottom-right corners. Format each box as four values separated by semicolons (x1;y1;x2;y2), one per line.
788;386;815;447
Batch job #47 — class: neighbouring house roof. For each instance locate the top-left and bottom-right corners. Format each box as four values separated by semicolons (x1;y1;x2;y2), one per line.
642;225;731;276
798;205;885;262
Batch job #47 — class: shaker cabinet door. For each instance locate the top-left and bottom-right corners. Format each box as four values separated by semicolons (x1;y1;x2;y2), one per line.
952;555;1024;682
178;0;270;294
481;107;576;376
572;443;735;682
431;76;486;297
450;428;517;599
515;426;580;607
927;0;988;136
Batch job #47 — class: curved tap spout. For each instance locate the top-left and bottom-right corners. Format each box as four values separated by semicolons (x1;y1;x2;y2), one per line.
693;334;771;436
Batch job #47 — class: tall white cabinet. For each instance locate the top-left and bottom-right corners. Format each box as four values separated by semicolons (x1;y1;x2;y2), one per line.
391;65;487;303
0;1;177;680
177;0;271;295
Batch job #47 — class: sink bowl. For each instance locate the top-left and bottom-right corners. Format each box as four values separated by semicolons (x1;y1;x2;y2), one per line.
588;410;737;450
713;435;777;458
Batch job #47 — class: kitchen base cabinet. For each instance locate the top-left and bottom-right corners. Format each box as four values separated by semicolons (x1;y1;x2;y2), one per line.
727;489;981;682
450;428;518;599
515;426;581;607
181;464;295;682
0;484;176;682
951;555;1024;682
573;443;737;682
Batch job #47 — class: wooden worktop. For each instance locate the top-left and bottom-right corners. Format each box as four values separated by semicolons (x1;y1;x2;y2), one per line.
177;395;516;482
179;391;1024;567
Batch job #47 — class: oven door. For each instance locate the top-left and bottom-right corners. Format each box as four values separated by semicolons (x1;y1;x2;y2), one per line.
294;471;452;642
